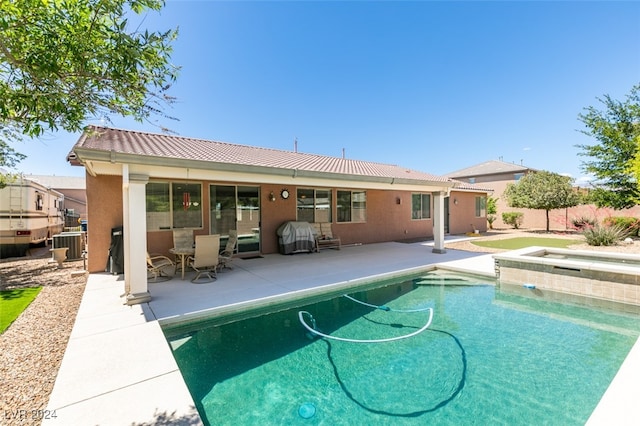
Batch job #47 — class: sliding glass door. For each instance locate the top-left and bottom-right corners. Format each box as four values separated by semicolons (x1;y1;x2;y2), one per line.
210;185;260;254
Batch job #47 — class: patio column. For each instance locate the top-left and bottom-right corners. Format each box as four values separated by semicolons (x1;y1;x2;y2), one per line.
123;168;150;305
432;191;446;254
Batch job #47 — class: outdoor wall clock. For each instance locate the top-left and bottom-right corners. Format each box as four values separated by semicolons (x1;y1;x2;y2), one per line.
280;189;290;200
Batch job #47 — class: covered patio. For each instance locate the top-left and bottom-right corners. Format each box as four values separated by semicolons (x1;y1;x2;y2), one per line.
67;126;494;307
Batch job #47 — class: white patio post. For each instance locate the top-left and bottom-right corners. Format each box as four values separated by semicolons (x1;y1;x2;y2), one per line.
432;191;447;254
123;168;151;305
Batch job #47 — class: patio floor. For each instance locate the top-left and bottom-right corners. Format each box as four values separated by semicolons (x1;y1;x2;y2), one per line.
148;240;493;325
43;240;639;425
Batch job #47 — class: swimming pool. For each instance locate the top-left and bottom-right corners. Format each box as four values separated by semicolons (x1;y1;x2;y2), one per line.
163;271;640;425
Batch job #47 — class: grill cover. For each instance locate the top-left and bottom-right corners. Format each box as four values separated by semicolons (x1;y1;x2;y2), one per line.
276;221;316;254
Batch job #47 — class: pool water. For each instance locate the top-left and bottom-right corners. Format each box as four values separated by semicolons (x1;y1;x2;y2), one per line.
163;272;640;425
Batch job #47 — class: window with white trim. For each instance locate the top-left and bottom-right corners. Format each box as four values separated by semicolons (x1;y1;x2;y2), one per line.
475;196;486;217
411;193;431;220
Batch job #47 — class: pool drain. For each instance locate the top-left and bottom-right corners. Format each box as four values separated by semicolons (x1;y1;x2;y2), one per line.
298;402;316;419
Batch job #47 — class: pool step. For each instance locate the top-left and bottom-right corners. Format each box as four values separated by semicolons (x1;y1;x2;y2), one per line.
413;272;482;286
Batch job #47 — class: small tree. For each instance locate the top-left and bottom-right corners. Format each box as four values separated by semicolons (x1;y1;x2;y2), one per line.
486;196;497;229
503;171;580;232
0;0;179;187
576;84;640;209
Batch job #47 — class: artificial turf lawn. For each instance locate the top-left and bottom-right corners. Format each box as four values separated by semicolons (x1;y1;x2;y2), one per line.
472;237;582;250
0;287;42;333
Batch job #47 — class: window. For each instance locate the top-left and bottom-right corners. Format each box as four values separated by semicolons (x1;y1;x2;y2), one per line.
468;177;476;184
475;196;486;217
146;182;170;230
337;190;366;223
173;183;202;228
35;193;43;211
146;182;202;230
297;188;332;223
411;193;431;220
514;173;525;181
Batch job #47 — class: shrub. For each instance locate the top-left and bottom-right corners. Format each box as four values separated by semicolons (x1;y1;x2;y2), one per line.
571;216;596;230
487;214;496;229
582;224;627;246
502;212;524;229
602;216;640;237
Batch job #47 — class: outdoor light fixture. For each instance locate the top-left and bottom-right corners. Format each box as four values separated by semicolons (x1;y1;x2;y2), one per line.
269;191;276;202
454;198;459;205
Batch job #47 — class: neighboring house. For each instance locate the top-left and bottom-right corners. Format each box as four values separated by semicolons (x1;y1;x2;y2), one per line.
67;126;490;304
24;174;87;225
445;160;535;229
446;159;640;230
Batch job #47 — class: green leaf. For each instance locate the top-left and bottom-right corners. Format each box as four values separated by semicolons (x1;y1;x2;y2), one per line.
0;0;179;169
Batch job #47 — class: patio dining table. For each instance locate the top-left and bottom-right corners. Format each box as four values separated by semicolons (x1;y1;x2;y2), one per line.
169;247;195;280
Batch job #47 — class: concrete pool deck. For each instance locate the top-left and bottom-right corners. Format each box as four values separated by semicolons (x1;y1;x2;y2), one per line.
44;240;639;425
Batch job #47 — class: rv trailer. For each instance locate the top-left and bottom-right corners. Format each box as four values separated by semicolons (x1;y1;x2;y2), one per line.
0;175;65;258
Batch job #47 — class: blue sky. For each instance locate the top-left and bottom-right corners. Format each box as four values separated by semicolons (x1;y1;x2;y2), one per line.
15;0;640;186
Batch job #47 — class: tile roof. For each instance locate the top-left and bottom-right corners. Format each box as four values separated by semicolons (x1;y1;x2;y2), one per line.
445;160;533;178
72;126;453;184
450;180;494;193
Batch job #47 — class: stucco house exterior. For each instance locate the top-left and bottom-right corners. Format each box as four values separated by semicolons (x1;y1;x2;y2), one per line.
445;160;534;229
446;159;640;230
67;126;490;304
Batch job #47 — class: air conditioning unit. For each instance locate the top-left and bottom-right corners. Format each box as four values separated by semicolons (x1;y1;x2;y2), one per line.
53;232;84;260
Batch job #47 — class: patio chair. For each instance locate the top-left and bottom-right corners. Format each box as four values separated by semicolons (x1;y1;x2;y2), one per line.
310;223;322;252
172;229;194;274
314;222;341;250
218;229;238;271
173;228;194;249
189;234;220;283
147;252;175;282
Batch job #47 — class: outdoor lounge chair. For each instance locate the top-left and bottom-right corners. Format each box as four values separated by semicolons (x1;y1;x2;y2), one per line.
146;252;175;282
312;222;341;250
189;234;220;283
218;229;238;271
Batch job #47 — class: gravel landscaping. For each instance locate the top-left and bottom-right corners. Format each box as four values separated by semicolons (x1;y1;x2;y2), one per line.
0;247;87;426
